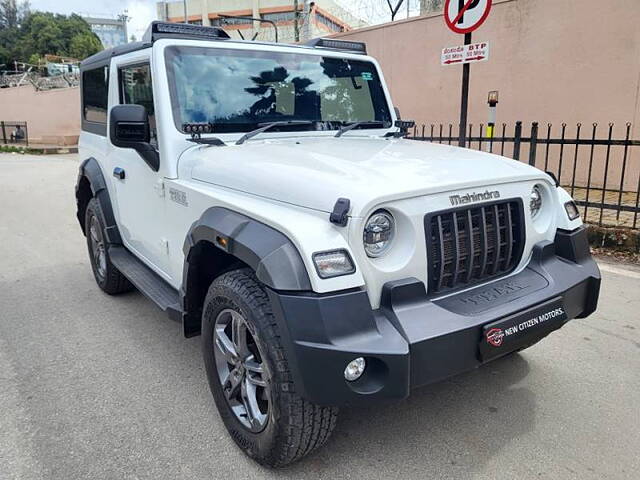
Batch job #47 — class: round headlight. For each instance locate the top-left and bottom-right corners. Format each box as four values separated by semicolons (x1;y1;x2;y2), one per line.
363;210;395;257
529;185;543;218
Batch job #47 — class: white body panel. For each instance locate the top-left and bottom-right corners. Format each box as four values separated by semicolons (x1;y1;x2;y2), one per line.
187;136;549;216
81;36;583;310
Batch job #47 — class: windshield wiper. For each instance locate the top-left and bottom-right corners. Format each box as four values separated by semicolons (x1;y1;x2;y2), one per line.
335;121;386;138
235;120;314;145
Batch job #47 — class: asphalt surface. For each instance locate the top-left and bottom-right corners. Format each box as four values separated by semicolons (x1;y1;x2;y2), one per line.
1;153;639;480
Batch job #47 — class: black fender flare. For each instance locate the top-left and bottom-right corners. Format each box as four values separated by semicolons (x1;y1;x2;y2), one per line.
182;207;312;292
76;157;122;245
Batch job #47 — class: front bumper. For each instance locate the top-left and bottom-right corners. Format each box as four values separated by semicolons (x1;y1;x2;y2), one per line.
267;227;600;407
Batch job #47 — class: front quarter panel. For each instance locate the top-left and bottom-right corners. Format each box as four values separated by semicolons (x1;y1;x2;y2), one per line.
163;175;365;293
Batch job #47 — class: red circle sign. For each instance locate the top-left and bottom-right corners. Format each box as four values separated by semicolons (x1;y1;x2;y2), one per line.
444;0;492;34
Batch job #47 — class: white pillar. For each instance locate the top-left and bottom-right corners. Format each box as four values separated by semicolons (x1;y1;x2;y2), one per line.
302;0;312;41
201;0;209;25
252;0;260;39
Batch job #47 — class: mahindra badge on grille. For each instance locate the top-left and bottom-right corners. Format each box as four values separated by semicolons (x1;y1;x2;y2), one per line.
450;190;500;206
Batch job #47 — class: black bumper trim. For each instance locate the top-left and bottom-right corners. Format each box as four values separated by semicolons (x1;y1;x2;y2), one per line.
268;226;600;407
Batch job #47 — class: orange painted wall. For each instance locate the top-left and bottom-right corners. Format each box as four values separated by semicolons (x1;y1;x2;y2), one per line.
333;0;640;189
0;85;80;144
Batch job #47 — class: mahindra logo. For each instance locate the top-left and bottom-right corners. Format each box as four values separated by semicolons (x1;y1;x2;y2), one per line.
449;190;500;206
486;328;505;347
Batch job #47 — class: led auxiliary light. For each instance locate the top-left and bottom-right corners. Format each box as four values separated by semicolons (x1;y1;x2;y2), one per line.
529;185;543;218
363;210;395;257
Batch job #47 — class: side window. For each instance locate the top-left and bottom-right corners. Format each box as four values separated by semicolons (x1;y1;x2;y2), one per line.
119;63;156;145
82;66;109;134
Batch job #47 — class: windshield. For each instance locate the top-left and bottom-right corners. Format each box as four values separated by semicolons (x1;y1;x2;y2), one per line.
165;46;393;133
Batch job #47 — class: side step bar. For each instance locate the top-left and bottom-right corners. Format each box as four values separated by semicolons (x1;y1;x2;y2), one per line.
108;246;182;322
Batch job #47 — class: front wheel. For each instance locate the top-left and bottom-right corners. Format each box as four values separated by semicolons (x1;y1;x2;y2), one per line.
202;268;338;467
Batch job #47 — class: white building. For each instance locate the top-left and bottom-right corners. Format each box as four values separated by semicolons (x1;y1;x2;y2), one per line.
83;16;129;49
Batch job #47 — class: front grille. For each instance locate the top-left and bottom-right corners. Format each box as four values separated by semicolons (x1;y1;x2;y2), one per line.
425;199;525;296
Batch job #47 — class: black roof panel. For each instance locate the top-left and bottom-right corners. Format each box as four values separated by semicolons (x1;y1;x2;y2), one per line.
80;41;151;69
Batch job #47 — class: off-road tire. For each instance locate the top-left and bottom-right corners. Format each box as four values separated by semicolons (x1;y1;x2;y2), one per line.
85;198;133;295
202;268;338;467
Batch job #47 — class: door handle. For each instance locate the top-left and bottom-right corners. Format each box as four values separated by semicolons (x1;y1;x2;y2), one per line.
113;167;125;180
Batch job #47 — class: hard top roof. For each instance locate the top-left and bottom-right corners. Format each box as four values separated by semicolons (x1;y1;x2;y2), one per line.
80;21;366;70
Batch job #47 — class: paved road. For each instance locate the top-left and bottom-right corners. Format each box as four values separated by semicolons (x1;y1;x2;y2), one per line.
1;153;639;480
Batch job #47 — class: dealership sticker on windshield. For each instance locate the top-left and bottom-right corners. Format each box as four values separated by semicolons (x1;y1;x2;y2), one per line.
361;72;373;81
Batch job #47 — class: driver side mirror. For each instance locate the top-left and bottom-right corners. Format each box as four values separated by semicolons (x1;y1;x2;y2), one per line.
110;104;159;171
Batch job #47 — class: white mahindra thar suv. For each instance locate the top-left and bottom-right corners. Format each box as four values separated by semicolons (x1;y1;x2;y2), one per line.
76;22;600;467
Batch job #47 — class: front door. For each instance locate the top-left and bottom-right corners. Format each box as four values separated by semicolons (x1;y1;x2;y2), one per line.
108;59;169;276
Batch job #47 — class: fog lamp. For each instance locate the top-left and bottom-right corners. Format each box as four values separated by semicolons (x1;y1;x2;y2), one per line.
564;201;580;220
344;357;366;382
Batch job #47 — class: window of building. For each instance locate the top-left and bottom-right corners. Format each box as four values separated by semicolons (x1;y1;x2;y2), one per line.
82;66;109;125
119;63;157;144
210;17;253;26
262;11;296;23
316;12;344;32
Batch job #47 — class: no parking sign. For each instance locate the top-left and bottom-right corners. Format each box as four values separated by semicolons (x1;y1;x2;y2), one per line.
444;0;492;34
443;0;493;147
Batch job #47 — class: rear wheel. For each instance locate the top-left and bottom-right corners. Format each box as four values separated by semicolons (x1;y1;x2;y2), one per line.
85;198;132;295
202;268;338;467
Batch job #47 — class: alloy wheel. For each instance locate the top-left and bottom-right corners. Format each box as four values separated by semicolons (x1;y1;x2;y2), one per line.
213;308;270;432
89;215;107;280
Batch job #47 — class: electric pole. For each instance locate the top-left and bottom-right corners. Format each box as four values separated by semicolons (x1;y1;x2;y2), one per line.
302;0;312;41
294;0;299;42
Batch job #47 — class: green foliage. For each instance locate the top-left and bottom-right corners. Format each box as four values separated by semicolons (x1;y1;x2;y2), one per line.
68;31;103;60
0;144;39;154
0;0;23;29
27;52;40;65
0;3;103;66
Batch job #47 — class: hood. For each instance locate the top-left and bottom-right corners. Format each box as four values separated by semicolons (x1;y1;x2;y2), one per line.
187;136;547;216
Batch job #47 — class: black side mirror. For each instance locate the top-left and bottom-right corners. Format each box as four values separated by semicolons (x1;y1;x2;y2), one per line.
110;104;159;171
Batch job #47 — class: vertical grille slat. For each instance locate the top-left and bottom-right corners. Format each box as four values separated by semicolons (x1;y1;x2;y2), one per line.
451;211;460;286
504;203;514;269
435;216;446;291
479;207;488;277
491;204;502;275
464;210;474;283
426;199;524;296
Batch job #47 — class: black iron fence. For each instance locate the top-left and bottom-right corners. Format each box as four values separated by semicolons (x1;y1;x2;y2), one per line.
1;121;29;146
408;121;640;230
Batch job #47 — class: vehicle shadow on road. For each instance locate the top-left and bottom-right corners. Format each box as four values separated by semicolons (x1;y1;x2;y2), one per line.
10;262;535;479
280;353;535;477
108;285;537;478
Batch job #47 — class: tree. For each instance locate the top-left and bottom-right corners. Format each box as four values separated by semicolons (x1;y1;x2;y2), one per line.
68;31;103;59
385;0;406;20
420;0;443;14
0;0;29;66
0;9;102;66
1;0;18;28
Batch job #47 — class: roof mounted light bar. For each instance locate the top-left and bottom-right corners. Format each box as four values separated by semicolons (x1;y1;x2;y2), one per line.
306;38;367;55
143;21;230;43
